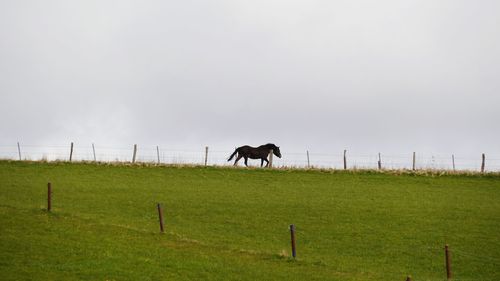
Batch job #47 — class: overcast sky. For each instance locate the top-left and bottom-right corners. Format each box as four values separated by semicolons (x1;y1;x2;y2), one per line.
1;0;499;157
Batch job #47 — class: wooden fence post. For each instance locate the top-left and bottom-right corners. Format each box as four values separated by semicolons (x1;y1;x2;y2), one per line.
157;203;165;233
445;244;452;280
306;150;310;168
452;154;455;171
92;143;96;162
204;146;209;166
132;144;137;163
412;152;416;171
290;224;296;258
157;146;160;164
378;153;382;170
481;153;485;173
269;149;274;168
47;182;52;212
17;142;21;160
69;142;74;162
343;150;347;170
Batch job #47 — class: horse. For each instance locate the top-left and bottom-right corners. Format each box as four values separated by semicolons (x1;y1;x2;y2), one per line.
227;143;281;167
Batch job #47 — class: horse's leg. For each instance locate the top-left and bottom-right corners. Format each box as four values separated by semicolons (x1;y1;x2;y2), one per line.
264;158;269;167
234;155;243;166
244;157;249;167
260;159;264;167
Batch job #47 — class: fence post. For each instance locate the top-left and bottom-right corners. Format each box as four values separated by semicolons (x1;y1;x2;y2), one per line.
290;224;296;258
92;143;96;162
378;153;382;170
132;144;137;163
269;149;274;168
204;146;209;166
47;182;52;212
157;146;160;164
412;152;416;171
69;142;74;162
445;244;452;280
452;154;455;171
157;203;165;233
343;150;347;170
17;142;21;160
306;150;310;168
481;153;485;173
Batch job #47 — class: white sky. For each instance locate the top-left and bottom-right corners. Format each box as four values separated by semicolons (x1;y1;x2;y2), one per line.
1;0;499;158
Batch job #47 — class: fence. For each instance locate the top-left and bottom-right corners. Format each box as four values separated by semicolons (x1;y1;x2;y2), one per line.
1;142;500;172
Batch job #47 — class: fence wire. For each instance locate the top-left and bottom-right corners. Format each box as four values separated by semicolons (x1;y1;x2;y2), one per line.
0;143;499;172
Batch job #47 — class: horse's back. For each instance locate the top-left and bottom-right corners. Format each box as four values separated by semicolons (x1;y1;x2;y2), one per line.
238;145;253;150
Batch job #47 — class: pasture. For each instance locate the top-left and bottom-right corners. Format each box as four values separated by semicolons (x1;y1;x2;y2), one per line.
0;160;499;280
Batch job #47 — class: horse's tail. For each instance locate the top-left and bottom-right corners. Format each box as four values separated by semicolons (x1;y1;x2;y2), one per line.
227;148;238;161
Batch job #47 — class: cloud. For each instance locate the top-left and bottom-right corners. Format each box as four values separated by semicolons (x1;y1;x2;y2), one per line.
0;0;499;159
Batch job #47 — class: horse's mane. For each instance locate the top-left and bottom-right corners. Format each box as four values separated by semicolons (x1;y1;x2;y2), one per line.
260;143;277;149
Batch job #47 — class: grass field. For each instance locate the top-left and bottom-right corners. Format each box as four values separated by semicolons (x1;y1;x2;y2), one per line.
1;160;499;280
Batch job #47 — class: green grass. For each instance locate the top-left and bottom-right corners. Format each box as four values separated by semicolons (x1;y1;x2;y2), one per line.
1;161;499;280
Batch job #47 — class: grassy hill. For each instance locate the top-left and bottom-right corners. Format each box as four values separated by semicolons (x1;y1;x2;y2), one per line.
1;161;499;280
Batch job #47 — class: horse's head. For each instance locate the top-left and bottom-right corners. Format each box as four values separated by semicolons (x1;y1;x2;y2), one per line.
264;143;282;158
273;145;282;158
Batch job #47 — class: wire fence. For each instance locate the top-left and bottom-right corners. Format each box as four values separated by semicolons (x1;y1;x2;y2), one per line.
405;245;500;281
1;143;499;172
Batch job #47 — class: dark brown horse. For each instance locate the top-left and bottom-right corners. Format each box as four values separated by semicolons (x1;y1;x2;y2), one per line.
228;143;281;167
